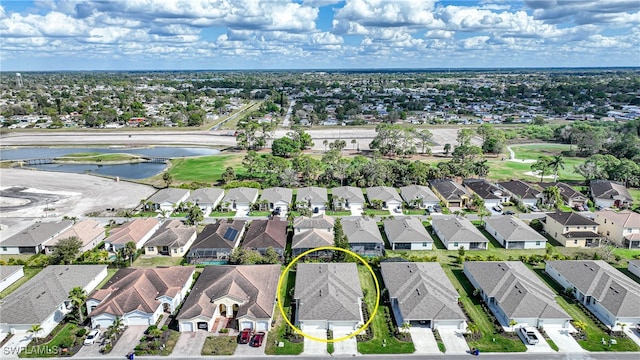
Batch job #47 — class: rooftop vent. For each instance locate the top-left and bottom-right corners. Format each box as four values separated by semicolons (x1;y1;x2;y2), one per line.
416;288;421;296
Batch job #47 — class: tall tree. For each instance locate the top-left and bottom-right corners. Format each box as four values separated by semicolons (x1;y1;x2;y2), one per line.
186;204;204;225
162;172;173;188
69;286;88;324
28;324;44;344
543;186;562;208
531;156;552;182
51;236;82;265
124;241;137;266
548;155;565;181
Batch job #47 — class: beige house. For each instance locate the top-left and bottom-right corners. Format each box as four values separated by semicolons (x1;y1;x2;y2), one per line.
544;211;601;247
43;219;105;255
144;220;197;257
595;209;640;249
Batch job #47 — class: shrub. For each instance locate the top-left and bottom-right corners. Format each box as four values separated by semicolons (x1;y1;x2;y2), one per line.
76;328;87;337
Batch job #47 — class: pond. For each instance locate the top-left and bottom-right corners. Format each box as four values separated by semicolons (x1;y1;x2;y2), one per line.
2;146;220;180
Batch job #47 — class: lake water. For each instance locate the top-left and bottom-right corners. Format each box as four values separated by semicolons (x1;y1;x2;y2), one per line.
2;146;220;180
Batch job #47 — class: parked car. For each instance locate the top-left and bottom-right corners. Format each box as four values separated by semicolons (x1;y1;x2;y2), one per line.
528;205;540;212
84;329;101;345
239;328;252;344
272;207;281;216
519;327;539;345
249;331;265;347
493;205;503;212
503;210;515;215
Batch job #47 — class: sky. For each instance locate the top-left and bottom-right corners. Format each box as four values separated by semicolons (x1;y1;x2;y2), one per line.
1;0;639;71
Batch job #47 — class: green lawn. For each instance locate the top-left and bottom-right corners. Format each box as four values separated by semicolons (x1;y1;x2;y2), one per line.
171;212;187;217
132;256;185;268
357;266;415;354
57;152;140;162
443;267;527;352
249;211;272;216
209;211;235;217
265;268;303;355
0;268;42;299
19;323;79;358
510;144;573;160
325;210;353;216
364;209;391;216
531;268;639;352
487;157;584;182
403;208;427;215
201;336;237;355
168;155;247;183
95;268;118;289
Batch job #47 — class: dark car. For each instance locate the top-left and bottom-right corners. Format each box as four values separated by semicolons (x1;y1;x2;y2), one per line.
249;332;265;347
272;207;281;216
239;328;252;344
503;210;515;215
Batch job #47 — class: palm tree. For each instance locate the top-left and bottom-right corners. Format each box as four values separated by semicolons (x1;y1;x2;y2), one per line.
473;159;489;178
27;324;43;344
509;319;518;332
323;139;328;152
124;241;137;266
443;143;451;156
543;185;562;208
400;322;412;333
107;316;125;340
573;320;587;335
69;286;88;324
531;156;551;182
466;322;480;341
148;327;163;340
549;155;565;181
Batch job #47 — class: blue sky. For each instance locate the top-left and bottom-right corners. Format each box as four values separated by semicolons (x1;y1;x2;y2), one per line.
1;0;639;71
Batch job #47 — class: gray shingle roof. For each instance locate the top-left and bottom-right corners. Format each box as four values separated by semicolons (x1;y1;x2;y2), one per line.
381;262;465;322
546;260;640;318
0;220;73;247
0;265;23;281
189;219;246;251
144;220;197;247
0;265;106;325
539;182;586;203
332;186;365;203
399;185;439;204
429;179;471;201
178;265;280;321
187;188;224;204
223;187;259;204
293;214;334;230
546;211;599;226
242;218;288;250
497;180;540;199
292;229;334;249
259;187;293;205
294;263;363;322
464;261;569;320
296;186;328;203
484;216;546;242
590;180;633;202
463;179;504;200
148;188;190;204
383;217;432;244
431;216;487;244
342;217;384;245
366;186;402;203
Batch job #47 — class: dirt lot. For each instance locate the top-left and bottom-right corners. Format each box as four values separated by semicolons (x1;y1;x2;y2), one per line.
0;168;156;218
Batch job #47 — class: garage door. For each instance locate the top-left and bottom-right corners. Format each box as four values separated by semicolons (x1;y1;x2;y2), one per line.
240;321;253;330
256;321;269;331
93;318;113;329
127;315;151;326
301;321;326;331
181;322;193;332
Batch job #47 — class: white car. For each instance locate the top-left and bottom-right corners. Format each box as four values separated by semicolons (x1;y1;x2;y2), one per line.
84;329;100;345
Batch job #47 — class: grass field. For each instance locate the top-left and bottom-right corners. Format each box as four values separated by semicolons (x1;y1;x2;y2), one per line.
201;336;237;355
265;269;303;355
0;268;42;299
510;144;573;160
57;152;140;162
168;154;246;183
132;256;184;268
487;157;584;182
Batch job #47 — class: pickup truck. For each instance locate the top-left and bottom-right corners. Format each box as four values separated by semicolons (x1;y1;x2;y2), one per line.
519;327;539;345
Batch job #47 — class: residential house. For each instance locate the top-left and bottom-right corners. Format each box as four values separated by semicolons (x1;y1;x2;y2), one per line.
186;219;247;265
546;260;640;328
0;265;23;293
296;186;328;212
187;188;224;214
104;218;160;251
595;209;640;249
464;261;571;329
143;220;197;257
241;218;288;258
543;211;601;247
366;186;403;213
497;180;541;207
331;186;365;211
292;214;335;257
147;188;191;213
0;265;107;335
221;187;259;213
429;179;471;208
399;184;439;210
539;182;587;208
484;216;547;249
383;217;433;250
629;260;640;279
431;216;488;250
381;262;466;330
259;187;293;214
463;179;509;209
43;219;105;255
0;220;73;255
88;267;195;328
177;265;280;332
294;263;364;331
342;217;385;256
590;180;633;209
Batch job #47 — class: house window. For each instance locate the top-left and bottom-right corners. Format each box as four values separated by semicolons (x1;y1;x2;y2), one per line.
573;240;578;244
565;227;569;231
1;247;6;251
422;242;428;247
453;242;459;247
180;247;184;252
173;248;177;253
592;226;596;231
535;241;541;246
147;246;154;252
606;231;610;236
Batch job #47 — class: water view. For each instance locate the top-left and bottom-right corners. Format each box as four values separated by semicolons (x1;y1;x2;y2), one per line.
0;146;220;160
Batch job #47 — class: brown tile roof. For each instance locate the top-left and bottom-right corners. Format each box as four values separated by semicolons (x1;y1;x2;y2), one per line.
242;218;287;250
190;219;246;250
46;219;105;247
177;265;280;321
89;267;194;317
547;211;598;226
106;218;159;245
145;220;197;247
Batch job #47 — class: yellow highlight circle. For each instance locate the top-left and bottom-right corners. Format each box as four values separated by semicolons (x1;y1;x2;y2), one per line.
276;246;380;343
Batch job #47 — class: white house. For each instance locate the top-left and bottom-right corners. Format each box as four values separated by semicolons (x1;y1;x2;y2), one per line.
0;265;24;293
259;187;293;214
546;260;640;329
383;217;433;250
629;260;640;279
147;188;191;213
221;187;259;213
88;267;195;328
296;186;328;213
331;186;366;211
366;186;403;213
431;216;488;250
187;188;225;215
484;216;547;249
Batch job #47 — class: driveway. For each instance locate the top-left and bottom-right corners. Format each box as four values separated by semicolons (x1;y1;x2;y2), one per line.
519;327;554;353
234;333;266;356
350;206;363;217
110;325;147;357
409;327;440;354
332;328;358;356
75;332;107;358
624;327;640;347
544;325;585;353
172;331;208;356
302;329;327;355
438;327;470;354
